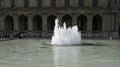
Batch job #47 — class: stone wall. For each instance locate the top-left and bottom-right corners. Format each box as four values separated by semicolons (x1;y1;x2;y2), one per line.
0;0;118;8
0;0;119;38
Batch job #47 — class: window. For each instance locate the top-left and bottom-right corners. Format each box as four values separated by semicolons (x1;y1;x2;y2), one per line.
0;0;1;7
51;0;56;8
108;0;111;8
11;0;15;8
79;0;84;7
38;0;42;7
65;0;70;7
114;0;117;4
92;15;102;31
0;0;4;7
93;0;98;7
24;0;29;8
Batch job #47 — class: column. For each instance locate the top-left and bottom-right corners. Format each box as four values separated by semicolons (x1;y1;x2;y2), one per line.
14;15;19;31
87;14;92;31
116;13;119;31
28;16;32;31
72;14;77;26
58;14;62;26
111;13;114;31
41;14;47;37
27;15;33;37
107;14;112;32
0;15;4;31
102;14;106;32
109;13;113;31
42;14;47;31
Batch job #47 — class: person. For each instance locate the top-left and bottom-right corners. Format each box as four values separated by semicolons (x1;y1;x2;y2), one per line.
109;32;112;40
20;33;24;39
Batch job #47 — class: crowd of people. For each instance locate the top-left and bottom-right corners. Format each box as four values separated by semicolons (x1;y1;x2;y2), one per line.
0;32;13;41
0;32;42;41
0;31;114;41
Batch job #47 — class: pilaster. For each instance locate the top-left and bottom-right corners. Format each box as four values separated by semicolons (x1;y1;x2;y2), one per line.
28;16;32;31
87;14;92;31
14;15;19;31
72;14;77;26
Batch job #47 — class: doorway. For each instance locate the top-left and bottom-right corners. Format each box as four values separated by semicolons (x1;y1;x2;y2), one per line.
5;15;14;31
47;15;57;31
33;15;42;31
18;15;28;31
92;15;102;32
77;15;87;31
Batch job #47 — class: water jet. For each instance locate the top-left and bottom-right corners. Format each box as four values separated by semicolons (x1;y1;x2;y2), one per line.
51;18;81;45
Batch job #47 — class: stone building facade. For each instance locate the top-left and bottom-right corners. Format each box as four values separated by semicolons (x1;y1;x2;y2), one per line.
0;0;120;39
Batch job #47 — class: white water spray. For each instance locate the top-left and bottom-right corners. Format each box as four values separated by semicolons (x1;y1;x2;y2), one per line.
51;18;81;45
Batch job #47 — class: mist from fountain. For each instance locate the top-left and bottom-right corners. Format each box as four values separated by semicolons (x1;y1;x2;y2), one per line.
51;18;81;45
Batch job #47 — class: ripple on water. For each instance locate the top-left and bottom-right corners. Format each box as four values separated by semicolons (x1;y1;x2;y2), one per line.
0;39;120;67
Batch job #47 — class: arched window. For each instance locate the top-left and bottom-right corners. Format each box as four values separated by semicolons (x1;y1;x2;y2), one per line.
0;0;4;7
114;0;117;4
93;0;98;7
32;15;42;31
5;15;14;31
77;15;87;31
108;0;111;8
65;0;70;7
11;0;15;8
24;0;29;8
47;15;56;31
62;15;72;27
79;0;84;7
51;0;56;8
92;15;102;31
38;0;42;7
18;15;28;31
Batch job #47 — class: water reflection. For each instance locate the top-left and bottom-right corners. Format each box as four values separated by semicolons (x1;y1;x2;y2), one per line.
53;46;81;67
0;39;120;67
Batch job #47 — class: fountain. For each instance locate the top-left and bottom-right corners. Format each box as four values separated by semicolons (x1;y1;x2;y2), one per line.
51;18;81;45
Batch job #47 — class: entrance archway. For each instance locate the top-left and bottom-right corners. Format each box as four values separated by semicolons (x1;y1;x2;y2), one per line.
62;15;72;27
5;15;14;31
18;15;28;31
33;15;42;31
47;15;57;31
77;15;87;31
92;15;102;32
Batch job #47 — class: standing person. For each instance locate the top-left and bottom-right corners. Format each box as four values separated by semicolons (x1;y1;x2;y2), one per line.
109;32;112;40
20;33;24;39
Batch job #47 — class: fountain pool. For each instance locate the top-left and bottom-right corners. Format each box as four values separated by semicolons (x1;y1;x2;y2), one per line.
0;39;120;67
